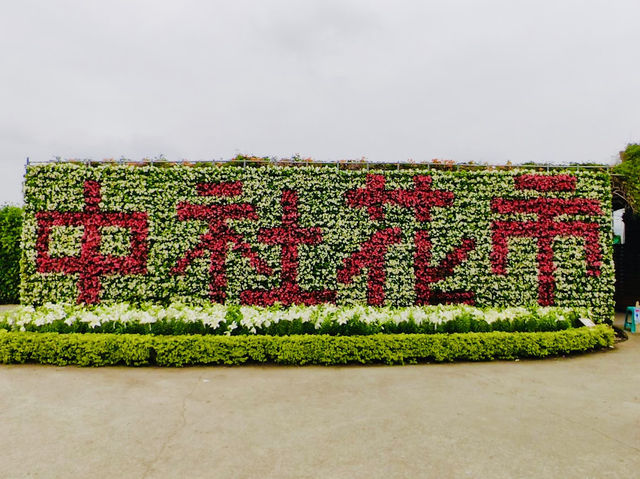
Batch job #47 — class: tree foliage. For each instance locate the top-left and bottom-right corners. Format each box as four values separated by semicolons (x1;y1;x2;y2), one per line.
0;205;23;303
612;143;640;212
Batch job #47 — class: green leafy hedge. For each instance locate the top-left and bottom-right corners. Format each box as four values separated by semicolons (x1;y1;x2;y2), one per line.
22;163;614;320
0;325;614;366
0;205;23;304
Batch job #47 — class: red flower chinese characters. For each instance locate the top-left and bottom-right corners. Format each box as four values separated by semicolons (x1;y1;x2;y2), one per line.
241;190;336;306
171;182;272;303
35;180;148;304
29;169;610;313
340;174;475;306
491;174;603;306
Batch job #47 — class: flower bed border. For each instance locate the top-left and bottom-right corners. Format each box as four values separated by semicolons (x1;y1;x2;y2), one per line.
0;303;593;336
0;325;613;366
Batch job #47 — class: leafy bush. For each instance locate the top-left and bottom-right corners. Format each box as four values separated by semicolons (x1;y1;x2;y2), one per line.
0;205;23;304
0;325;614;366
0;302;596;336
613;143;640;213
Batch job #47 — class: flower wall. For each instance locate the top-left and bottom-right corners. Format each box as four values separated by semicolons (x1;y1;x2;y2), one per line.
20;163;615;320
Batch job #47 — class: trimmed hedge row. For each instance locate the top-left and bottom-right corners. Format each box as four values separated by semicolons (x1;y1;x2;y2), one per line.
0;325;614;366
0;205;22;304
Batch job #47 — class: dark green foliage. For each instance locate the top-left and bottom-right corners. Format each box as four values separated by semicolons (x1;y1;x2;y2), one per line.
0;325;614;366
0;206;23;304
613;143;640;212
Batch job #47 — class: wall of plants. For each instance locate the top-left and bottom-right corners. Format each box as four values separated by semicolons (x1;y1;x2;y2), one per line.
20;163;615;319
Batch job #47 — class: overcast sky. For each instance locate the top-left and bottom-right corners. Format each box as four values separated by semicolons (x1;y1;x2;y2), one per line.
1;0;639;204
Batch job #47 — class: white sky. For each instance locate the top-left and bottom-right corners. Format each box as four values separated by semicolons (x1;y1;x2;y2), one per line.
1;0;639;204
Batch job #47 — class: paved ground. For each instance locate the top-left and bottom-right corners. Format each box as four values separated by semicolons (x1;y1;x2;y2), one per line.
1;315;639;478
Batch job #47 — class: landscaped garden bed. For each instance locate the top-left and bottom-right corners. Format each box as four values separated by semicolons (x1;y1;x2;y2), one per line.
0;303;601;336
0;304;614;366
6;162;616;367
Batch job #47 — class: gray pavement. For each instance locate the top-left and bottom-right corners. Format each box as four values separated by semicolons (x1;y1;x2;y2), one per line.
0;316;639;478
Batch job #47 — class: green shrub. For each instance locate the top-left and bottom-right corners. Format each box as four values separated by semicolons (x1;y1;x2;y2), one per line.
613;143;640;213
0;205;23;304
0;325;614;367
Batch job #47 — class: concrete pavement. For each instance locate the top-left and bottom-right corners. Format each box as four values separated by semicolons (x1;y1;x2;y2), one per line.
0;319;639;478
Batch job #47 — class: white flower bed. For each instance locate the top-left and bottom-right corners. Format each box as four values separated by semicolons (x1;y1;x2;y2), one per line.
0;302;594;336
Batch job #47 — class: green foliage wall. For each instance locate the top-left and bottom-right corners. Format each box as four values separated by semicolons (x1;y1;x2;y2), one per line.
0;205;23;304
21;163;614;319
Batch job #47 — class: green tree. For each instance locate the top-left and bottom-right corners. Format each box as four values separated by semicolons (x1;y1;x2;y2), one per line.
613;143;640;212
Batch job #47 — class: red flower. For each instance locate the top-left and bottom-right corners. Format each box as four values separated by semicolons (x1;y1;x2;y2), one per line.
241;190;336;306
36;181;148;304
172;182;271;303
342;174;475;305
491;175;603;306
